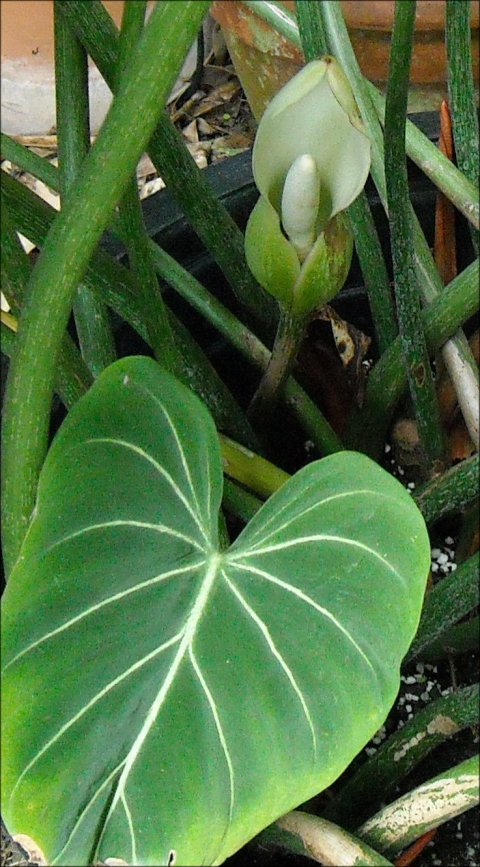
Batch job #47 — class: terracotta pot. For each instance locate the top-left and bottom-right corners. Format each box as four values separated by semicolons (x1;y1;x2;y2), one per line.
211;0;480;117
0;0;128;135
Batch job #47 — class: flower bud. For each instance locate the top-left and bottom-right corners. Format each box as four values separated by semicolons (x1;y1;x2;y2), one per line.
245;57;371;313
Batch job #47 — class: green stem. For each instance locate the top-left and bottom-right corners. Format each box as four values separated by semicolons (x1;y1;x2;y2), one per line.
296;0;397;354
57;0;274;332
113;1;183;378
247;307;309;430
295;0;329;55
259;811;393;866
222;477;263;525
1;132;59;190
1;313;92;410
414;454;479;524
1;0;210;576
54;2;116;376
220;434;290;498
347;194;397;355
446;0;480;253
357;755;480;856
365;82;479;230
384;0;445;475
407;553;479;660
325;684;479;829
418;616;479;662
1;193;94;407
346;258;479;459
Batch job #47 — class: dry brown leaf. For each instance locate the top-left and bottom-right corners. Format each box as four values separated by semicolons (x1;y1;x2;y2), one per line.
191;81;241;118
316;305;371;407
182;118;199;144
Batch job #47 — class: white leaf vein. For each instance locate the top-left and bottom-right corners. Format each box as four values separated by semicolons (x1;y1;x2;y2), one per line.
9;632;183;802
121;792;137;864
3;560;205;673
240;489;382;549
223;571;317;762
51;761;127;865
42;519;203;557
189;647;235;830
230;561;378;682
141;391;204;522
84;437;209;544
231;535;406;587
97;553;222;848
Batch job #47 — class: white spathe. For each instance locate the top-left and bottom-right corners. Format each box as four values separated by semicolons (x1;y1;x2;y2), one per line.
252;57;371;234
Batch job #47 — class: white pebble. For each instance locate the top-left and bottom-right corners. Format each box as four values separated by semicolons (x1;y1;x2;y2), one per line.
445;536;454;545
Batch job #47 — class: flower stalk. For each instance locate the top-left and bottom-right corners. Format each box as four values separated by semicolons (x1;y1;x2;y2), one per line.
245;56;370;427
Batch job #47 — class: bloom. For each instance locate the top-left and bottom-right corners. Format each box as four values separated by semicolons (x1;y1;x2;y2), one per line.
245;57;371;314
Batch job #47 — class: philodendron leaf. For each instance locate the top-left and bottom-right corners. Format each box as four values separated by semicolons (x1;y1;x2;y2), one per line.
1;357;430;867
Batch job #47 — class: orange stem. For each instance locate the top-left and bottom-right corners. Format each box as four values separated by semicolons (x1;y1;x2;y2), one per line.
394;829;438;866
434;100;457;285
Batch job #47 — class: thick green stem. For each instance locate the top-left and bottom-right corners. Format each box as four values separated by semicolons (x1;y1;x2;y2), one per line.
325;684;479;828
296;0;329;55
414;454;479;524
346;258;479;458
365;83;479;230
220;434;290;498
1;193;94;407
1;132;59;190
113;0;184;377
357;755;480;856
446;0;479;253
1;313;93;410
1;0;210;576
54;2;115;377
222;478;263;525
346;194;397;355
57;0;274;331
384;0;445;475
247;307;309;431
407;553;479;660
418;616;479;661
259;811;393;866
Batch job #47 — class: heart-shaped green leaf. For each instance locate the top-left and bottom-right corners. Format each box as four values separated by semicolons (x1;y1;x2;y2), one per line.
1;357;430;866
